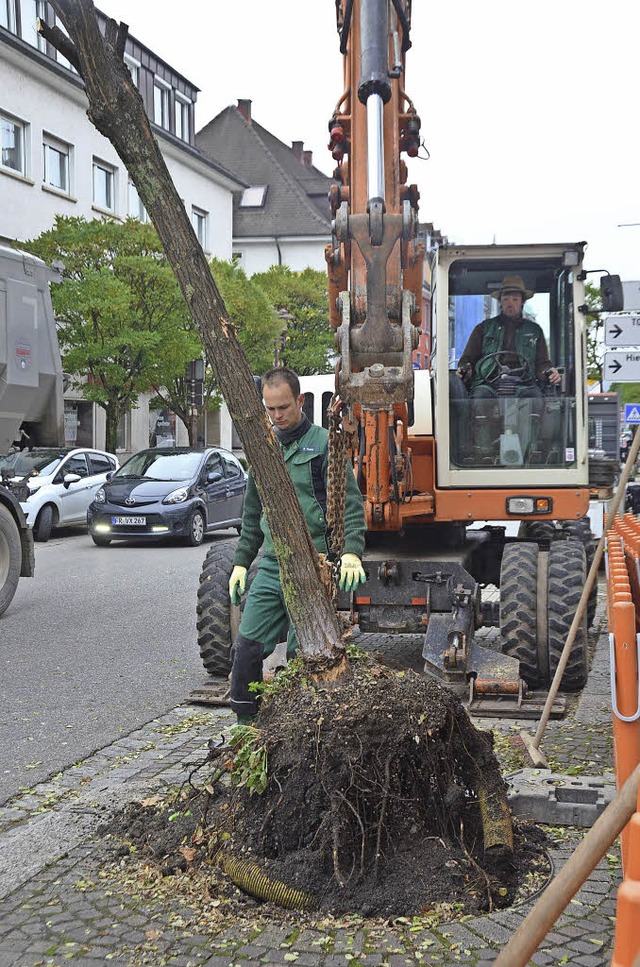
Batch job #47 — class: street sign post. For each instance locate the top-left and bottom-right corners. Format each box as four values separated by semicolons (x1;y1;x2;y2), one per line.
604;351;640;382
604;315;640;346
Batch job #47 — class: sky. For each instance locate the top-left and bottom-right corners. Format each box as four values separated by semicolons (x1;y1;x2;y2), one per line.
95;0;640;282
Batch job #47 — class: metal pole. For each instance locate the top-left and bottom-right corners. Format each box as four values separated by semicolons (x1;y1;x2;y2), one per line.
366;93;385;205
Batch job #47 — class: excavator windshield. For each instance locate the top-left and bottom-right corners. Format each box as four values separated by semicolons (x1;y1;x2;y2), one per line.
443;254;582;477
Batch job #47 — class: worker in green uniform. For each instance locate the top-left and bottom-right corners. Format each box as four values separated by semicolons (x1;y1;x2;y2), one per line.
228;367;367;722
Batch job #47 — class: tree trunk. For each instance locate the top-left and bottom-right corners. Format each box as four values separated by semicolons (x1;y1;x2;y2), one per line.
45;1;343;659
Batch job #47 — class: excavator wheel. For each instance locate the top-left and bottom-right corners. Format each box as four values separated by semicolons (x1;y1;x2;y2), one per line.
499;541;541;688
517;520;556;548
196;539;259;677
558;519;598;628
546;539;589;691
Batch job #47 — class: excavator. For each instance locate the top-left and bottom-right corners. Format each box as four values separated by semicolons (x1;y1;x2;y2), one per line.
197;0;623;712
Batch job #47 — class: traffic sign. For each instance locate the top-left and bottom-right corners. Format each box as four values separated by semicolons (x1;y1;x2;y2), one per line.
624;404;640;423
604;351;640;382
604;315;640;346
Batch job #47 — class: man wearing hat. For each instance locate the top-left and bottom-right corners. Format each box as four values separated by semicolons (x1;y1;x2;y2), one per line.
457;275;560;394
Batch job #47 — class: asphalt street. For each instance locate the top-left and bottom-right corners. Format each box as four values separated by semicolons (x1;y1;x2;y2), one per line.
0;527;233;805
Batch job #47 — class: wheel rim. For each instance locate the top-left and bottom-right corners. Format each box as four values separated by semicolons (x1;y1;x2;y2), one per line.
193;513;204;542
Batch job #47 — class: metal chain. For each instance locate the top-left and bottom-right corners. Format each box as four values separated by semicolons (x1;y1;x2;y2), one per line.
326;396;348;569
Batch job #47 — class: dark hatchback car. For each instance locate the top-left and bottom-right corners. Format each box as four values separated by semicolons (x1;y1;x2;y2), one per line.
86;447;247;547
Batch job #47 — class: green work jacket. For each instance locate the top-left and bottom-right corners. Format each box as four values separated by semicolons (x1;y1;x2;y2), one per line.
469;315;545;389
233;421;366;569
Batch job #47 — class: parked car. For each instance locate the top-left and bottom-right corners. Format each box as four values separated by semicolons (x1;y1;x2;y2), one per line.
0;447;119;541
87;447;247;547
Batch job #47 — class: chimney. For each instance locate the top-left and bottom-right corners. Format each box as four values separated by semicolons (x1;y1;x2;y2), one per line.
303;150;313;168
237;99;252;122
291;140;304;162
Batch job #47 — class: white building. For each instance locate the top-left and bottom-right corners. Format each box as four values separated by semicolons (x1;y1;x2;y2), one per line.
1;1;244;457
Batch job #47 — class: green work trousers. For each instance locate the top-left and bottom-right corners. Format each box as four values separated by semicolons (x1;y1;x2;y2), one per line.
237;556;299;656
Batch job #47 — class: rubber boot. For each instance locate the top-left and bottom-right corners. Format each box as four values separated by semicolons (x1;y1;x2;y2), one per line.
229;634;264;721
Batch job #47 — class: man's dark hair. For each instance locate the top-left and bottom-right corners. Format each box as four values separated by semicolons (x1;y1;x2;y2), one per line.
262;367;300;398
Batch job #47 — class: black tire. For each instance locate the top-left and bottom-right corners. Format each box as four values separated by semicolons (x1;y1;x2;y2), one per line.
0;505;21;617
33;505;54;543
196;539;259;676
559;519;597;628
499;542;541;688
185;509;205;547
517;520;556;547
547;540;589;691
91;533;111;547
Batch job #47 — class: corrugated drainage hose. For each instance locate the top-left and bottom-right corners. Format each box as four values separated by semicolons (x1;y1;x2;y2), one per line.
219;853;317;911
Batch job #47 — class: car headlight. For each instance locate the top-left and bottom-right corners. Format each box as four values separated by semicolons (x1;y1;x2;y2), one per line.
163;487;189;504
94;487;106;503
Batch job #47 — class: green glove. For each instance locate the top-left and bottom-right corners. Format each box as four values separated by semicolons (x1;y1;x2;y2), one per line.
339;553;366;592
229;565;248;605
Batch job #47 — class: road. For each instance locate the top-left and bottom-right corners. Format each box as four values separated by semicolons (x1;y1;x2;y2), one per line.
0;527;235;806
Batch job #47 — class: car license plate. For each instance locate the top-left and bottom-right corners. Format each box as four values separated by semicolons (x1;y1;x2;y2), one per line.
112;515;146;526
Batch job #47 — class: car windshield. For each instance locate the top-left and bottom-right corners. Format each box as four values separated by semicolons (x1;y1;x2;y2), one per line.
0;450;66;477
114;451;203;482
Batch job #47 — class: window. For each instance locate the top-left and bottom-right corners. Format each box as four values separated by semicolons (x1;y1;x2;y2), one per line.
21;0;46;49
116;411;130;451
43;135;70;192
0;0;16;30
153;78;170;129
88;452;115;475
58;453;88;481
1;113;25;174
128;179;148;222
174;95;190;141
240;185;268;208
124;54;139;87
205;452;224;477
223;455;241;479
191;206;208;249
93;158;115;210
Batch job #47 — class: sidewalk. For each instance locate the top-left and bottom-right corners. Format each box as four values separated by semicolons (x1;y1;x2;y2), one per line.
0;618;620;967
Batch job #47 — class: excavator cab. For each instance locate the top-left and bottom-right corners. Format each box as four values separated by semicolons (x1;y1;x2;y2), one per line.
434;243;589;491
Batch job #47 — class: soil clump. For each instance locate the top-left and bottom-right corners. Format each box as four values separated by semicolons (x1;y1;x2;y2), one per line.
103;653;551;919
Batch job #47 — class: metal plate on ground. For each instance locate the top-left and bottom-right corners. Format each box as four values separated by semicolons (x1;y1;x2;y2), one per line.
507;769;615;827
188;683;230;706
468;693;566;719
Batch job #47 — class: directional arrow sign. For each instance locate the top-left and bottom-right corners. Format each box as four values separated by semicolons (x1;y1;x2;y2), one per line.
604;315;640;346
604;351;640;382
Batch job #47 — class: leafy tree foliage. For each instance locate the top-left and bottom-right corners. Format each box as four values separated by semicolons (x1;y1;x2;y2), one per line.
24;216;198;451
584;281;605;388
252;265;334;375
24;217;283;449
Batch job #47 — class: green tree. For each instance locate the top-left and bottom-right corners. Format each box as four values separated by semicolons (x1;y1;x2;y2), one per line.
24;215;198;452
252;265;334;375
584;281;605;388
149;259;281;441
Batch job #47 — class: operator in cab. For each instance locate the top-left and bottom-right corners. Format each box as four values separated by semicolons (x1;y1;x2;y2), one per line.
456;274;561;404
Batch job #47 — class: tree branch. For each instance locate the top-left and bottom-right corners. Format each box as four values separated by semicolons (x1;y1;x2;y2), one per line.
37;18;82;73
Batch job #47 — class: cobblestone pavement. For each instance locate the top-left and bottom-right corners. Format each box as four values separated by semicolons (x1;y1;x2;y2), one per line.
0;599;621;967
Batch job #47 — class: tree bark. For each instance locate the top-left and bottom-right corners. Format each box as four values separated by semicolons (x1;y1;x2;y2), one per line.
45;0;343;658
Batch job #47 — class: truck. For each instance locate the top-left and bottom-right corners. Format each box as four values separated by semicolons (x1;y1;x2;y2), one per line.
0;244;64;616
196;0;623;709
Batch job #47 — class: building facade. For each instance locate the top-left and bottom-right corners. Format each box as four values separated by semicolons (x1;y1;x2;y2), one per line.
1;1;244;457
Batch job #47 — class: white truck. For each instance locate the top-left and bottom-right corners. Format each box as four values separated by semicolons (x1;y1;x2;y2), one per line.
0;244;64;616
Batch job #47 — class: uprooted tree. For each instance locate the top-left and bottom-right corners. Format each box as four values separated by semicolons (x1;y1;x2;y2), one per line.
44;0;516;913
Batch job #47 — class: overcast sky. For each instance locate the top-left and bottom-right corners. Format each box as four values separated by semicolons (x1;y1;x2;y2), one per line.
96;0;640;282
